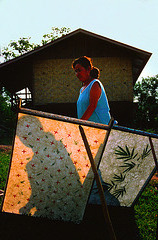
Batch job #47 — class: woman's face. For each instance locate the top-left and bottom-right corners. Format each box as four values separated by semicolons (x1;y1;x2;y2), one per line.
74;64;90;83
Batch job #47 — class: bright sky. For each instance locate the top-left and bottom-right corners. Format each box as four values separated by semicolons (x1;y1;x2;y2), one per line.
0;0;158;81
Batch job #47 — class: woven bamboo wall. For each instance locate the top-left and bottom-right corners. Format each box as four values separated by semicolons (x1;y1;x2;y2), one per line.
33;57;133;105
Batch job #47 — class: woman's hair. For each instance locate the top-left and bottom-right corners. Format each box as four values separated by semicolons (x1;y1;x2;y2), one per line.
90;67;100;79
72;56;100;79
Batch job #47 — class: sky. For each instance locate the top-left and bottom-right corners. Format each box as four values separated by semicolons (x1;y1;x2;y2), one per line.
0;0;158;81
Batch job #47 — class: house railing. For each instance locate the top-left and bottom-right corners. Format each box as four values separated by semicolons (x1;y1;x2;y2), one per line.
11;88;32;109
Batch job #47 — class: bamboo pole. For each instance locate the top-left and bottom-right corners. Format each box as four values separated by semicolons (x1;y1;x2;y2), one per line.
149;137;158;173
79;123;117;240
19;107;111;130
18;107;158;139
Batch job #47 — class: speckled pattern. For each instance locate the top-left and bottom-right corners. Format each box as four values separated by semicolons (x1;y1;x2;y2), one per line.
2;113;107;223
100;129;157;206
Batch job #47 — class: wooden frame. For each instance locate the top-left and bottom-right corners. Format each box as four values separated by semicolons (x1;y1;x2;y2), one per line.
1;105;158;239
1;106;113;224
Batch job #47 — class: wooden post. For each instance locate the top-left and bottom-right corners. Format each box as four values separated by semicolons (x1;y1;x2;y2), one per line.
149;137;158;173
79;121;117;240
148;137;158;240
18;98;22;110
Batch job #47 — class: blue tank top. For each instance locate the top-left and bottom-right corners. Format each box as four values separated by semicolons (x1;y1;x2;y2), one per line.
77;79;111;124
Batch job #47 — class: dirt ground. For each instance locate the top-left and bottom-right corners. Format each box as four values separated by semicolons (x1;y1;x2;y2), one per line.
0;145;12;152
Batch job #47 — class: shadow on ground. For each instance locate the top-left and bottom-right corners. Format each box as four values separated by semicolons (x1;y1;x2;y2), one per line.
0;205;141;240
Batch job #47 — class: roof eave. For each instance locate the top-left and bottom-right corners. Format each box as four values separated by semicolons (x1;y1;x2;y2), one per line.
0;28;152;68
0;28;152;83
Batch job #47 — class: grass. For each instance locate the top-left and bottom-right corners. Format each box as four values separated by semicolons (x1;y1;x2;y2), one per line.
134;180;158;240
0;149;11;191
0;148;157;239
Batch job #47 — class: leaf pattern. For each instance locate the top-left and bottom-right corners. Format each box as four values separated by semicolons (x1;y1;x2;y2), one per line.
120;161;136;173
112;186;126;198
115;145;138;161
141;144;151;160
104;180;115;191
104;144;152;200
113;173;126;182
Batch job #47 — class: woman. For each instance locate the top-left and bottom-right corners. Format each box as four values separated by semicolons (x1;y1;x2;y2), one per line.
72;56;111;125
72;56;119;205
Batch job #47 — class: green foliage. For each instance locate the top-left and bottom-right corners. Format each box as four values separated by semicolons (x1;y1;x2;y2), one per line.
0;150;10;190
2;27;71;61
0;149;11;206
2;37;38;60
0;26;71;134
0;87;16;130
134;182;158;240
0;87;11;111
42;27;71;45
134;75;158;132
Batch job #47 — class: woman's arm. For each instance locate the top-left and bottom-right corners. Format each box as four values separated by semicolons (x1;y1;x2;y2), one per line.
81;81;101;120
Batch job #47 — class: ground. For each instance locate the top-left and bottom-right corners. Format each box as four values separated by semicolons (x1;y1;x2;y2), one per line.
0;145;157;240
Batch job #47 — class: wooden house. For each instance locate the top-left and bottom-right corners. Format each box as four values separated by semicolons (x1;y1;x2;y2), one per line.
0;28;152;125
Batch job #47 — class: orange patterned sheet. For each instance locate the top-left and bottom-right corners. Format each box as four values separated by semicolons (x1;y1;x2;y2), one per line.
2;113;107;223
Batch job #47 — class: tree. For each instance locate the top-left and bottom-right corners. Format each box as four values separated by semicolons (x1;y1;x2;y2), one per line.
134;75;158;132
2;37;37;60
41;27;71;45
0;87;16;129
2;27;71;61
0;27;71;133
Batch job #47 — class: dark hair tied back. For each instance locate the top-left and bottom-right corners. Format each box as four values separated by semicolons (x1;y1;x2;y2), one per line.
72;56;100;79
90;67;100;79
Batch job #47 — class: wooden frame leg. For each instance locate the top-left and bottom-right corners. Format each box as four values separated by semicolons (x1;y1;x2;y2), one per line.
149;137;158;239
149;137;158;173
79;120;117;240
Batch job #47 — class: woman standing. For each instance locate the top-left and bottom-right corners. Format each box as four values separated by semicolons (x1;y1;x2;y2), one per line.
72;56;111;125
72;56;119;205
